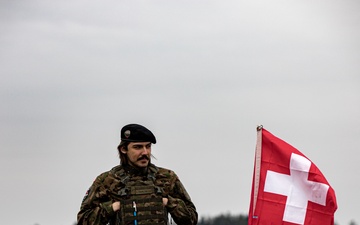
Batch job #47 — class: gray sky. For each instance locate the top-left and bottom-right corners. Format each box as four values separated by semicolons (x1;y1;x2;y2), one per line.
1;1;359;225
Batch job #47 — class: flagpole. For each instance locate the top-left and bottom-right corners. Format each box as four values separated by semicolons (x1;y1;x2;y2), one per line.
252;125;263;215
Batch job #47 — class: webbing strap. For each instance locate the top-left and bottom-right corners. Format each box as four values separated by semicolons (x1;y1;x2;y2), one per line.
123;214;167;222
122;197;161;204
122;205;164;213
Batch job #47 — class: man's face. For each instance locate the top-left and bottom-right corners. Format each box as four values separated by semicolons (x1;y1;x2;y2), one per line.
121;142;152;168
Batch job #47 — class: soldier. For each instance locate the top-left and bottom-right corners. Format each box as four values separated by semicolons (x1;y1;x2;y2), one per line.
77;124;198;225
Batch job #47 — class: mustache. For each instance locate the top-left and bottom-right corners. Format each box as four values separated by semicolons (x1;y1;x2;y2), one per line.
137;155;149;161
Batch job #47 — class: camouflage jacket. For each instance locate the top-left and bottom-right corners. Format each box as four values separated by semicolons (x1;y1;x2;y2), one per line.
77;164;197;225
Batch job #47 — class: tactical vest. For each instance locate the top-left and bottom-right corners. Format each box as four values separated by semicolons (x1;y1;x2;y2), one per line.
112;165;168;225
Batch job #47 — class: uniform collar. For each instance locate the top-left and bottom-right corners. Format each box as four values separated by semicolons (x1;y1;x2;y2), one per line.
123;164;149;176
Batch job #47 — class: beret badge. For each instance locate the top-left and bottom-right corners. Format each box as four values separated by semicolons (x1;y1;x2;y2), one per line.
124;130;131;138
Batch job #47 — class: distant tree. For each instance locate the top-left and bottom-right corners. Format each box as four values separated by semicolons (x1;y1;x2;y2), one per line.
349;220;358;225
198;213;248;225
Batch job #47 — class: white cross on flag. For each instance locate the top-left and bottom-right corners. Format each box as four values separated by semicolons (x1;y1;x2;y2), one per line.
248;127;337;225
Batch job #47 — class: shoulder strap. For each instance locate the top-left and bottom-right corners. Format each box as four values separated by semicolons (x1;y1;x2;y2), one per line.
111;165;130;184
147;164;164;195
147;163;159;182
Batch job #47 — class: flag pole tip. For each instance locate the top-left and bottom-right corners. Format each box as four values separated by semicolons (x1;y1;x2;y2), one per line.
256;125;263;131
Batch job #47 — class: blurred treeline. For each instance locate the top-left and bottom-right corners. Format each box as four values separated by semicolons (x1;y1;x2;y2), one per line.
197;214;248;225
196;214;357;225
72;214;357;225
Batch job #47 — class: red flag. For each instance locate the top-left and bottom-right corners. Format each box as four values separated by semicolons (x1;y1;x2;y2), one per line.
248;126;337;225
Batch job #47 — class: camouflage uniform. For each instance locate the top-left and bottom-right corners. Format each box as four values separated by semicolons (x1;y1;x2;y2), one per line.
77;163;197;225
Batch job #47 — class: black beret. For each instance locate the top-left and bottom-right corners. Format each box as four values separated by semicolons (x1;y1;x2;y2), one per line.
120;124;156;144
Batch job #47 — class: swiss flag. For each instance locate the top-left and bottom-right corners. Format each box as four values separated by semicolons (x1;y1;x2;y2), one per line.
248;127;337;225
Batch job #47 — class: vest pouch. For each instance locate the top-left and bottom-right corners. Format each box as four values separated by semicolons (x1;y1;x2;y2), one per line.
120;196;167;225
117;183;168;225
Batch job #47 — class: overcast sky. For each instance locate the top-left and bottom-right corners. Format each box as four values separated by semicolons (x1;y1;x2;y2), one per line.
1;1;359;225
